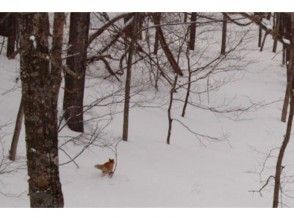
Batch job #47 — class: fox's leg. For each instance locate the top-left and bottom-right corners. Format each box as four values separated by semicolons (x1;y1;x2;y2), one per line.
101;171;107;176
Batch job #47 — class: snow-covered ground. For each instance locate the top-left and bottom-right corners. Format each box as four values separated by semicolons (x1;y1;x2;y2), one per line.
0;15;294;207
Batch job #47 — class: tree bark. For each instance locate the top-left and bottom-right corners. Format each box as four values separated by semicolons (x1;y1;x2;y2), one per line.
51;13;65;111
188;12;197;50
181;50;191;117
122;14;139;141
221;14;227;55
273;13;294;208
281;67;290;122
9;96;23;161
152;13;183;76
184;13;187;23
19;12;64;207
282;45;286;65
63;13;90;132
258;24;262;48
153;13;161;55
273;13;279;53
166;74;178;144
273;68;293;207
7;13;17;58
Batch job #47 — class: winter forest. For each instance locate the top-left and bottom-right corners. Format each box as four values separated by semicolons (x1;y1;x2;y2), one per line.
0;12;294;208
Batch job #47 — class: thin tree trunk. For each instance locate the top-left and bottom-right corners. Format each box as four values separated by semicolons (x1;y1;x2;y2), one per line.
273;13;279;53
258;24;262;48
153;13;161;55
221;14;227;55
122;14;138;141
282;44;286;65
63;13;89;132
167;74;178;144
9;96;23;161
181;50;191;117
281;68;290;122
7;13;17;58
19;12;64;208
273;70;293;207
273;13;294;208
152;13;183;76
51;13;65;110
184;12;187;23
188;12;197;50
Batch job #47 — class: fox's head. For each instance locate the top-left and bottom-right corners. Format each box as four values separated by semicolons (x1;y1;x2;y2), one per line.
109;158;114;163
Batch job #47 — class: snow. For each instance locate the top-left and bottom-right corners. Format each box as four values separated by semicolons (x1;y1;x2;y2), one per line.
0;15;294;208
29;35;36;48
29;35;35;41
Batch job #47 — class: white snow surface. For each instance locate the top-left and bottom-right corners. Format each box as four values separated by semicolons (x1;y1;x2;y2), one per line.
0;17;294;208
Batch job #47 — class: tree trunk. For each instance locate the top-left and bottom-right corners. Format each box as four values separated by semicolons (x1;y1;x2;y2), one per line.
63;13;90;132
273;68;293;207
181;50;191;117
281;68;290;122
19;13;64;208
7;13;17;58
273;13;294;208
184;13;187;23
9;97;23;161
273;13;279;53
51;13;65;111
122;14;139;141
152;13;183;76
153;13;161;55
188;12;197;50
166;74;178;144
282;44;286;65
258;24;262;48
221;14;227;55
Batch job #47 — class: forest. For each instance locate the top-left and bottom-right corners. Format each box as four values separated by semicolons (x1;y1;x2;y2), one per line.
0;12;294;208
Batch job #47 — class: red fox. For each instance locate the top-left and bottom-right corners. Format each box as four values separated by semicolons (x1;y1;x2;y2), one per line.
94;158;115;176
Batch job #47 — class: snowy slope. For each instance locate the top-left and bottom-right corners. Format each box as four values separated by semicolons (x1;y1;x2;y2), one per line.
0;16;294;207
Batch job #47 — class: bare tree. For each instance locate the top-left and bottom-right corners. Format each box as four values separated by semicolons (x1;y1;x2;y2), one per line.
166;74;178;144
122;14;140;141
19;12;64;208
272;13;294;208
63;13;90;132
221;13;227;55
9;97;23;161
152;13;183;76
181;49;191;117
188;12;197;50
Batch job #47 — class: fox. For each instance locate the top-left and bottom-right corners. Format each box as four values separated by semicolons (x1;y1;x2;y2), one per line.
94;158;115;177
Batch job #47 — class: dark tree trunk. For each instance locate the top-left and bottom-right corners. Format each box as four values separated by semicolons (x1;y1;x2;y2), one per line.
258;24;262;48
221;14;227;55
51;13;65;111
188;12;197;50
7;13;17;58
184;12;187;23
152;13;183;76
281;67;290;122
273;66;293;207
153;13;161;55
166;74;178;144
0;13;17;58
181;50;192;117
63;13;90;132
282;44;286;65
19;13;64;208
273;13;279;53
273;13;294;208
9;96;23;161
122;14;139;141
